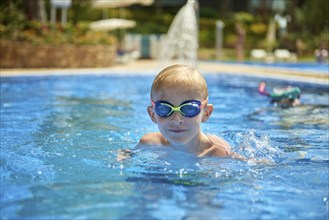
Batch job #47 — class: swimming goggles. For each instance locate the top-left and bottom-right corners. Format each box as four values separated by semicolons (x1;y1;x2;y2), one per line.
151;98;208;118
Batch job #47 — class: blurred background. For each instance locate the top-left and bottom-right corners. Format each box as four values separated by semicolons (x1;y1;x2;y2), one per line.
0;0;328;68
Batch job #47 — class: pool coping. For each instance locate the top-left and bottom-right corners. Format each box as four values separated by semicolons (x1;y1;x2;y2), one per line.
0;60;328;85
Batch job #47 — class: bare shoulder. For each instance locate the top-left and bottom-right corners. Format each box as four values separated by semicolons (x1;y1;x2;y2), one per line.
138;132;167;146
206;134;244;159
207;134;232;151
199;134;232;157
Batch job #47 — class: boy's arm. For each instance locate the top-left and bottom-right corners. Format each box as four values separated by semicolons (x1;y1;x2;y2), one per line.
117;133;166;162
117;132;165;162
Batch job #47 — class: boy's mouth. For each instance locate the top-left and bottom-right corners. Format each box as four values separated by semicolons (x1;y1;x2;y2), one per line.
168;129;187;133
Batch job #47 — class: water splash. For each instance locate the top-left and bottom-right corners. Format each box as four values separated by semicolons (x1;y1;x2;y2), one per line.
160;0;199;67
112;129;284;178
231;129;283;164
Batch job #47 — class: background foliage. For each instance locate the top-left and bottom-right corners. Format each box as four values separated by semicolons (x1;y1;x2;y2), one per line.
1;0;328;60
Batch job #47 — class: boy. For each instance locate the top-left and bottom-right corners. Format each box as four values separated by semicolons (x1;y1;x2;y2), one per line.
137;64;235;157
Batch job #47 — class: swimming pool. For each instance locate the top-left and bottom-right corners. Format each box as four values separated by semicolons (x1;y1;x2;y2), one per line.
221;61;329;75
1;73;328;219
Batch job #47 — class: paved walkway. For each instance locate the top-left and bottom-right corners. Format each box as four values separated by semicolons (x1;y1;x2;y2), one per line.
1;60;328;85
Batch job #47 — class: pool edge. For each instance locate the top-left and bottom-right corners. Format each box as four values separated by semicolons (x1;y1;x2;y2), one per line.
0;60;328;85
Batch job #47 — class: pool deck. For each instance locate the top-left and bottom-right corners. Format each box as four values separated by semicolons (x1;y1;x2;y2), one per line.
0;60;328;85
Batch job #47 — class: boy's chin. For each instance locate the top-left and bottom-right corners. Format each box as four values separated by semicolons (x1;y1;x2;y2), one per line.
167;137;191;146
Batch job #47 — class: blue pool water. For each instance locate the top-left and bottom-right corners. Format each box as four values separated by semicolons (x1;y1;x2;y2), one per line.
1;73;328;219
219;61;329;74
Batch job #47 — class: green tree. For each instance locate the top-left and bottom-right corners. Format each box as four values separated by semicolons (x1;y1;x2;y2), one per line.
302;0;329;34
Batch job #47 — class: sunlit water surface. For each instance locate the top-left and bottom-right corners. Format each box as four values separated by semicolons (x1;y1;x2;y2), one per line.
1;74;328;219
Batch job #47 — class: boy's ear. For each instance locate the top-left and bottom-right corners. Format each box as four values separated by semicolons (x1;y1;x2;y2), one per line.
147;106;157;124
202;104;213;122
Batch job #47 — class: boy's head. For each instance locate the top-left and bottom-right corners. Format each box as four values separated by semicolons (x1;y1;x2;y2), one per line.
150;64;208;101
147;64;214;146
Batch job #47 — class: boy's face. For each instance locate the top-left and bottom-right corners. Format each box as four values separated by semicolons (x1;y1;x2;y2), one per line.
148;87;212;146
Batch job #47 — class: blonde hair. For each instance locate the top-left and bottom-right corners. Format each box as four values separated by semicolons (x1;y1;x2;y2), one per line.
150;64;208;100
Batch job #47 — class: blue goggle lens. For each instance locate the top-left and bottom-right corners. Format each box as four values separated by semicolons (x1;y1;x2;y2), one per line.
154;100;202;118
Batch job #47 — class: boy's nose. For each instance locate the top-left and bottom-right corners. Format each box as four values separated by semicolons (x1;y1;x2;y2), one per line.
170;112;184;125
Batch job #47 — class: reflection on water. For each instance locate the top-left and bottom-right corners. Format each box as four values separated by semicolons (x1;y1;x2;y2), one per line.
247;104;329;128
54;96;133;129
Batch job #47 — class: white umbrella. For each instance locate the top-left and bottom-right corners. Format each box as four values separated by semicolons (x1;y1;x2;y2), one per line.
90;18;136;31
92;0;153;8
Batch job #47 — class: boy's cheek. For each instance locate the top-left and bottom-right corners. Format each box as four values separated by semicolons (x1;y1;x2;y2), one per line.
155;117;167;124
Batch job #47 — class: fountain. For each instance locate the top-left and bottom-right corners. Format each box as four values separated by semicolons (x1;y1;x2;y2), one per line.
160;0;199;67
